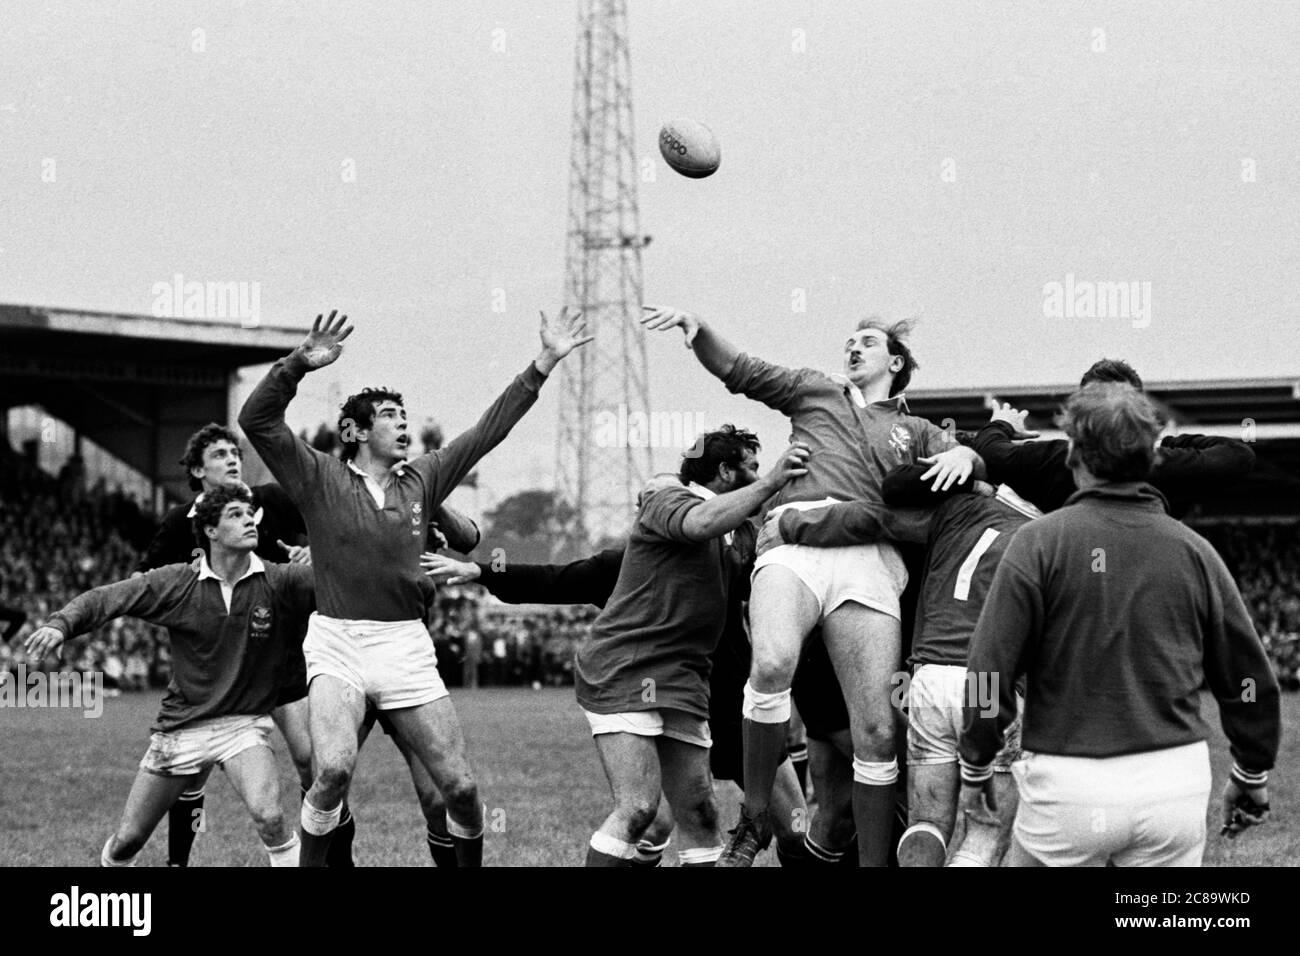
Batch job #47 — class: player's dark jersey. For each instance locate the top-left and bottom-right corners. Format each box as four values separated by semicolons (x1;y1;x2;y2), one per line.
136;483;306;572
46;559;315;732
909;492;1034;668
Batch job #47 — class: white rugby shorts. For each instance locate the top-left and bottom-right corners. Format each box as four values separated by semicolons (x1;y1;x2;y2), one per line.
906;663;1022;771
304;613;448;710
140;713;274;777
755;501;908;620
582;708;712;749
1010;740;1211;866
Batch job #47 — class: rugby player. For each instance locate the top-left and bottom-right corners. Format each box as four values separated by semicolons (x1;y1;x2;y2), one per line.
422;476;811;866
972;358;1256;516
959;384;1281;865
772;465;1042;866
572;426;808;866
239;307;590;867
641;305;981;866
134;423;321;865
25;486;311;867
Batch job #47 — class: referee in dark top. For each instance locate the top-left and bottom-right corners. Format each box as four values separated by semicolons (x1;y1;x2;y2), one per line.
959;382;1280;866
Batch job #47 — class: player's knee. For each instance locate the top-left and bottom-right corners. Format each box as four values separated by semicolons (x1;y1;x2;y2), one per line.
617;795;660;836
850;719;896;759
442;777;479;821
315;761;353;796
748;652;797;692
679;790;719;834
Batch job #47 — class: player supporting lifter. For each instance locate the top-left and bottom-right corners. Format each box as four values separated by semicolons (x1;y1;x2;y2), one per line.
641;305;982;866
25;487;312;867
772;463;1043;865
572;426;808;865
239;308;590;867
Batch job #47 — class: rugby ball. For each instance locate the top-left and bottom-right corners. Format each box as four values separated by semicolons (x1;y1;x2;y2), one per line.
658;119;721;179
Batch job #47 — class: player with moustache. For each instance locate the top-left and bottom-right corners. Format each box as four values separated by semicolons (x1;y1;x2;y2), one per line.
769;464;1043;866
26;486;313;867
239;307;590;866
642;304;982;866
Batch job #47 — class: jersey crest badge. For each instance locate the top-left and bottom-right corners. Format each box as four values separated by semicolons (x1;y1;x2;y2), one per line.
250;605;272;639
888;424;912;460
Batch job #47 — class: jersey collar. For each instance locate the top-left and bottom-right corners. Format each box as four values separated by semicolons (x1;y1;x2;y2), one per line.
197;552;266;585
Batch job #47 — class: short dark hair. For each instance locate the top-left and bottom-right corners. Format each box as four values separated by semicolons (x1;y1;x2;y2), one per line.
1063;383;1162;482
338;387;404;461
856;317;919;396
191;485;254;547
181;424;241;492
1080;358;1143;391
679;424;761;486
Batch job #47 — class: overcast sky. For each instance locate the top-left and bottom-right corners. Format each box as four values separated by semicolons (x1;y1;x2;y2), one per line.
4;1;1297;506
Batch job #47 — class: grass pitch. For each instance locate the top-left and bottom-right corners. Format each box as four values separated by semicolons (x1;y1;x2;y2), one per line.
0;687;1293;866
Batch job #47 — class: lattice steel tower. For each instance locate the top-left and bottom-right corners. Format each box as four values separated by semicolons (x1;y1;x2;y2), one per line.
556;0;652;551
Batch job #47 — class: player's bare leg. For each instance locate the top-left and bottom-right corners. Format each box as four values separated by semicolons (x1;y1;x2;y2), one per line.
271;697;314;790
222;744;298;866
586;732;661;866
634;797;675;866
949;773;1017;866
103;770;199;866
899;763;957;867
769;758;810;864
166;765;212;867
722;564;819;866
656;737;721;866
391;729;457;867
300;676;366;867
823;601;902;867
806;732;857;865
384;698;484;866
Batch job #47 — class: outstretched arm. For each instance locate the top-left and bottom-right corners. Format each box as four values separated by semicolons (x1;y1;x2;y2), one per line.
24;568;187;659
422;548;625;608
641;304;741;380
238;310;353;496
419;308;591;501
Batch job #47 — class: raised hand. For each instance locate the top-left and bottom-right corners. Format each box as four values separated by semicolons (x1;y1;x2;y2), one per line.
298;310;354;369
24;625;65;661
919;445;978;492
989;401;1039;439
641;304;701;348
539;306;593;360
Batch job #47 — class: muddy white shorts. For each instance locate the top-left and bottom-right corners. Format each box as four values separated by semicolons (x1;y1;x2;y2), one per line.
582;708;712;749
140;713;274;777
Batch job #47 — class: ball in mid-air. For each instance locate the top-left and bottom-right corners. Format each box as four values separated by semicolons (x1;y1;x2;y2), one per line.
658;119;721;178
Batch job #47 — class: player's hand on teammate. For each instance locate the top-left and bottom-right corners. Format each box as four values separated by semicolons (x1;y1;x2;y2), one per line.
421;552;482;586
760;443;811;491
641;304;702;347
918;445;979;492
278;540;311;566
959;777;1000;827
756;512;786;557
538;306;593;359
989;401;1039;439
1220;778;1270;839
298;310;353;369
24;625;66;661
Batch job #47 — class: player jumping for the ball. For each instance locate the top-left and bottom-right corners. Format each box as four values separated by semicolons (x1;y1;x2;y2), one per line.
239;307;590;867
641;305;982;866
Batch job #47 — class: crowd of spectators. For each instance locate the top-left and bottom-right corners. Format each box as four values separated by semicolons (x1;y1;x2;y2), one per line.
1197;523;1300;690
2;450;1298;692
